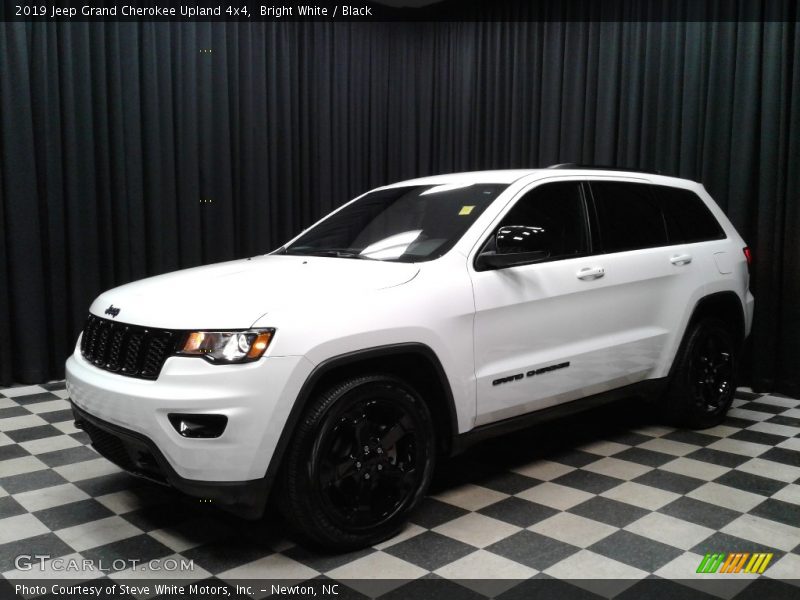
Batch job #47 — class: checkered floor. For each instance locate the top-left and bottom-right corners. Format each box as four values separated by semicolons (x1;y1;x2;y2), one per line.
1;382;799;597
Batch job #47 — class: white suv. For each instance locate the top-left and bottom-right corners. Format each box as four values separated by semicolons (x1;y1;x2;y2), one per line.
66;166;754;549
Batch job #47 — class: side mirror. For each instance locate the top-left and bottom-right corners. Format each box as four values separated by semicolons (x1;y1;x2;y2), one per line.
476;225;551;270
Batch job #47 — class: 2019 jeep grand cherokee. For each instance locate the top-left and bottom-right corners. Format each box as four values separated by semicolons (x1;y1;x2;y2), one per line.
66;167;754;550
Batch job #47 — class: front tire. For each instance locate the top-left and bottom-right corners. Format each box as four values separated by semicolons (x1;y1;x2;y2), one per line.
278;374;435;551
661;318;738;429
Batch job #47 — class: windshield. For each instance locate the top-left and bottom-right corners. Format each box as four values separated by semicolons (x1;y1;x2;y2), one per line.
283;183;508;262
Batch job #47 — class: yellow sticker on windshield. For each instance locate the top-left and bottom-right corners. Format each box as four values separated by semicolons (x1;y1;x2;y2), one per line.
459;205;475;216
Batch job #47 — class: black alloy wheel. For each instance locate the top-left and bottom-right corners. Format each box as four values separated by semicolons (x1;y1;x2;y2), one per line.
278;374;435;550
661;317;738;428
689;328;734;415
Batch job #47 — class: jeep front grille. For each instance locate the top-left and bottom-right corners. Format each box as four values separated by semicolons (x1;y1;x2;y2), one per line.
80;314;179;380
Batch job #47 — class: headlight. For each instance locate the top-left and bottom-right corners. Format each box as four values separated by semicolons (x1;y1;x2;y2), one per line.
178;329;275;363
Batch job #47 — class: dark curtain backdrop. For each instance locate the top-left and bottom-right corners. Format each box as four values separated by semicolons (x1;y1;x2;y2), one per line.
1;16;799;394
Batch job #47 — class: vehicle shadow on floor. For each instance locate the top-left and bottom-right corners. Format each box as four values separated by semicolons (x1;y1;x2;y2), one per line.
430;397;656;494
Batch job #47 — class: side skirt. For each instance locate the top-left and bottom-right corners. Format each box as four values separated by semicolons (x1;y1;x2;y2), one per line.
451;378;667;455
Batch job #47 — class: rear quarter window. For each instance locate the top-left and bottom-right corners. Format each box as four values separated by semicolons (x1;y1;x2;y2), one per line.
655;186;726;243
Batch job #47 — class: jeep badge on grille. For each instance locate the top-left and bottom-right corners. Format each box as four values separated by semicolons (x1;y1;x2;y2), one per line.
105;305;121;318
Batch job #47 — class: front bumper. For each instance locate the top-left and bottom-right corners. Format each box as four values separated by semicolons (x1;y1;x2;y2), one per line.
71;402;268;518
66;348;314;486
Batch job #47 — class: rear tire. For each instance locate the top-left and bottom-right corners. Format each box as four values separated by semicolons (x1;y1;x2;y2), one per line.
277;374;435;551
660;318;738;429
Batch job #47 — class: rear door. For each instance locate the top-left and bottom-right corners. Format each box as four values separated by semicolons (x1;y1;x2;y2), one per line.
471;178;686;425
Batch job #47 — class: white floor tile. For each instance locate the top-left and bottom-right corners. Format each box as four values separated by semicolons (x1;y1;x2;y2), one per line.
515;482;593;510
0;514;49;544
660;457;730;481
735;458;800;483
583;457;652;480
600;481;680;510
687;482;765;513
624;512;715;550
433;483;508;511
433;513;521;548
0;455;48;478
435;549;536;594
13;483;90;512
19;435;82;455
637;438;698;456
529;512;617;547
771;483;800;506
511;459;576;481
54;457;122;482
707;438;770;457
721;514;800;552
0;414;49;432
55;516;141;551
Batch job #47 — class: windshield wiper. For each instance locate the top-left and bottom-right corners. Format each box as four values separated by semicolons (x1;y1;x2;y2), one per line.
286;248;375;260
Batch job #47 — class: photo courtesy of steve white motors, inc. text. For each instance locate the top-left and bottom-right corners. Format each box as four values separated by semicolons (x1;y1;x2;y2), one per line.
14;3;374;18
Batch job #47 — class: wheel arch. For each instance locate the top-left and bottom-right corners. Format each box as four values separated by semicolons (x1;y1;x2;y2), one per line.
262;343;458;498
687;290;746;347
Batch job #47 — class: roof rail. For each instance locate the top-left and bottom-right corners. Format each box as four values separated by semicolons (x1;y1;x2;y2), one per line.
546;163;663;176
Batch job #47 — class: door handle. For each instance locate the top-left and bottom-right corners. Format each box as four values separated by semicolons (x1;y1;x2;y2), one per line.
577;266;605;280
670;254;693;266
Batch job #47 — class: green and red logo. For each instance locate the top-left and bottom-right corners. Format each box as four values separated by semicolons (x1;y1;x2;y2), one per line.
696;552;774;574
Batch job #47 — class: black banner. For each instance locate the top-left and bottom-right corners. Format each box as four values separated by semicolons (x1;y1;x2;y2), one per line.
2;0;800;22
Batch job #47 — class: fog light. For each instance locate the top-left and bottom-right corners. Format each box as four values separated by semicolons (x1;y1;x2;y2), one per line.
168;414;227;438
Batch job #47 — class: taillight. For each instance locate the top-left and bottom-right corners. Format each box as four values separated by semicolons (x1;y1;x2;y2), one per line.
743;246;752;268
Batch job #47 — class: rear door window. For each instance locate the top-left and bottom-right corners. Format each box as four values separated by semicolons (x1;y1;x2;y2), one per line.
589;181;668;253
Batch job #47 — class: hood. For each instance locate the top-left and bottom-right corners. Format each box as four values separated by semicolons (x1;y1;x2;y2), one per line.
89;255;420;329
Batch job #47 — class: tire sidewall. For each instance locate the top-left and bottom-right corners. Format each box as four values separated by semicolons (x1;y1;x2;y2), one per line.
283;375;436;550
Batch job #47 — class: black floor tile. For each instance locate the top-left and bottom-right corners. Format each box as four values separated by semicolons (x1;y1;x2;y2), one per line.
552;470;623;495
690;531;783;557
766;415;800;428
632;469;705;495
478;497;558;528
383;577;485;600
0;469;67;494
616;579;718;600
730;430;789;447
758;447;800;468
37;445;100;468
283;544;376;573
498;579;605;600
714;470;787;497
588;530;682;572
744;402;788;415
40;409;76;424
474;471;542;495
0;406;31;419
487;530;579;571
81;534;174;571
383;531;474;571
11;392;60;405
568;497;648;528
547;449;602;468
4;424;62;443
658;496;741;530
0;444;30;461
613;447;675;468
0;496;27;519
662;431;718;447
409;497;469;529
750;498;800;528
684;448;751;468
182;538;279;574
34;498;115;530
0;533;74;573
